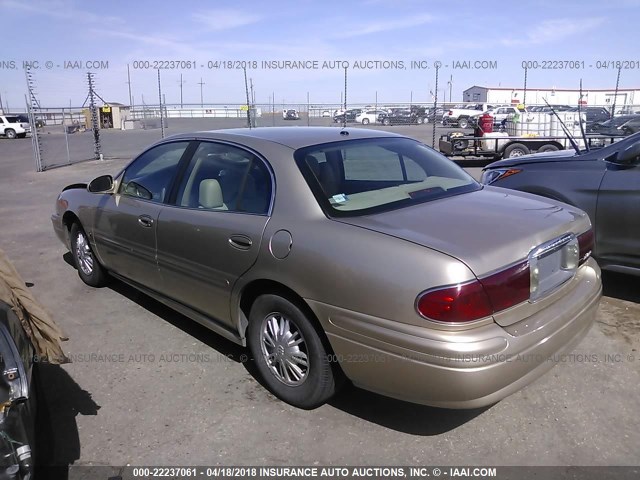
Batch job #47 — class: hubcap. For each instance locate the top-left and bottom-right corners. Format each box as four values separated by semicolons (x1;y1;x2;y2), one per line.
260;313;309;386
510;150;525;157
75;232;94;275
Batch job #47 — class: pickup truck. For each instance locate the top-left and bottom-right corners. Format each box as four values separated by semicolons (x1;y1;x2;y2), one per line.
442;103;493;128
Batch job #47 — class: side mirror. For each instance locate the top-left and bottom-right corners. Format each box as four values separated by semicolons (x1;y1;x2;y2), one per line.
610;141;640;166
88;175;114;193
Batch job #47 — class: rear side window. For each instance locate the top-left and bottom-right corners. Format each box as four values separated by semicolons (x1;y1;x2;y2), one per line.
174;142;272;214
296;137;479;216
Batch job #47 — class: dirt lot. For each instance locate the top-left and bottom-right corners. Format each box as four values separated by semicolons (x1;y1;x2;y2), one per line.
0;120;639;469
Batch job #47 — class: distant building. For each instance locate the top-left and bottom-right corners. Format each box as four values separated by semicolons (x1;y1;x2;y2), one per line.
463;86;640;109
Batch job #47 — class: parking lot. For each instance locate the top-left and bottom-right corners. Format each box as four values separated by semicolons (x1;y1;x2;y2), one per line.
1;120;639;468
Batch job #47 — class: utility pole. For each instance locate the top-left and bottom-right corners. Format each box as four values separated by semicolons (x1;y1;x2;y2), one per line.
448;75;453;103
158;69;165;139
0;91;4;112
127;64;133;107
198;77;205;108
178;74;186;108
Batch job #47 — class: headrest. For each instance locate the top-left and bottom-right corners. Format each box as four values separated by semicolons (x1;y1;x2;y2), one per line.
199;179;224;209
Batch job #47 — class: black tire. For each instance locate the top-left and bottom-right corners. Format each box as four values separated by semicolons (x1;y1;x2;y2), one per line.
458;117;469;129
362;118;370;125
416;117;424;124
453;139;469;150
503;143;530;158
5;129;16;139
537;144;559;153
247;294;341;409
70;223;108;287
383;118;391;126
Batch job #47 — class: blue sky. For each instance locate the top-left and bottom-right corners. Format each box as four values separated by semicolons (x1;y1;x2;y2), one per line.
0;0;639;108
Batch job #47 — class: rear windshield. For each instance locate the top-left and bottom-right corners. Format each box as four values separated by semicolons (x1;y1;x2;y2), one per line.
295;137;480;217
4;116;22;123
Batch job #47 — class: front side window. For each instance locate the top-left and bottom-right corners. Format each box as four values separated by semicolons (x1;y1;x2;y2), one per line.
296;138;479;216
119;141;190;203
174;142;272;214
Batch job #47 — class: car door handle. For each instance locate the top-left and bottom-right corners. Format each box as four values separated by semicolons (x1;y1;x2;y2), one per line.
228;235;252;250
137;215;154;228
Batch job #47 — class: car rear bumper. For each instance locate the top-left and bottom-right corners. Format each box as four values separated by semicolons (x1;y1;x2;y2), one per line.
308;258;601;408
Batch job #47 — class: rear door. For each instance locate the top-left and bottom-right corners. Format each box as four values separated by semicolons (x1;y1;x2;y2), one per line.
155;141;273;326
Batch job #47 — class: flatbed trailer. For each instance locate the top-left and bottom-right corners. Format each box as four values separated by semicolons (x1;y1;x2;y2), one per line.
438;133;622;160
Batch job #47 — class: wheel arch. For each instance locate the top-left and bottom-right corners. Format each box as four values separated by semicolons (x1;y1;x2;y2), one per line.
62;211;80;231
236;279;338;357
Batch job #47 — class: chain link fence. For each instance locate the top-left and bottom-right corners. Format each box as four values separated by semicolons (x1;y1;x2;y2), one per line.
13;66;640;172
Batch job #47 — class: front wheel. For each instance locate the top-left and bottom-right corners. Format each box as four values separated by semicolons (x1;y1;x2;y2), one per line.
70;223;109;287
361;118;370;125
458;117;469;129
383;118;391;126
247;294;342;409
417;117;424;124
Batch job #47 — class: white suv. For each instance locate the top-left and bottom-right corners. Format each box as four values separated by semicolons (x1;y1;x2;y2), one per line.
354;109;387;125
0;114;31;139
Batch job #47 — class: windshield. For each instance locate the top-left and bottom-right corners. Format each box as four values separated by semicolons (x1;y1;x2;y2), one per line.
600;116;632;127
296;137;480;217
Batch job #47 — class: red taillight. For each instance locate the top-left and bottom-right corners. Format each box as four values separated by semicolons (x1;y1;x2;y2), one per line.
577;229;594;265
417;281;492;323
479;261;530;312
447;110;453;115
417;261;531;323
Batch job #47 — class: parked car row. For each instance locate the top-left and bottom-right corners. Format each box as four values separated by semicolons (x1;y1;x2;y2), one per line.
333;106;444;126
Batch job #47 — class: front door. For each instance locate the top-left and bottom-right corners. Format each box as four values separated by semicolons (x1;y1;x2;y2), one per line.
595;155;640;270
92;141;192;289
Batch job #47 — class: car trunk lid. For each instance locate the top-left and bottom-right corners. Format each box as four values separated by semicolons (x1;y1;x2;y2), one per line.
337;186;590;281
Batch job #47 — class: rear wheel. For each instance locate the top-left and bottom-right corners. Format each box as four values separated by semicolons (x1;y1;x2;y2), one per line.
537;144;559;153
417;117;424;124
247;294;341;409
70;223;109;287
5;129;16;139
383;118;391;126
458;117;469;129
503;143;530;158
362;118;370;125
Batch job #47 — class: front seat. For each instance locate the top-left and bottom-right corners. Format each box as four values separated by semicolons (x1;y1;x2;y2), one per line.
199;179;227;210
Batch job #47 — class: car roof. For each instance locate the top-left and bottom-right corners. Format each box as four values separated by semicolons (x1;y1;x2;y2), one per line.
166;126;404;149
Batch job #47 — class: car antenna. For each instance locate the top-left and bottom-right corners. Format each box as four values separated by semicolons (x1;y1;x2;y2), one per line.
543;98;580;154
577;79;590;152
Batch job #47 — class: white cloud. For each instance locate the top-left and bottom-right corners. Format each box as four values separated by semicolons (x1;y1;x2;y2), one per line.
332;14;435;38
0;0;122;24
192;9;262;31
501;17;605;46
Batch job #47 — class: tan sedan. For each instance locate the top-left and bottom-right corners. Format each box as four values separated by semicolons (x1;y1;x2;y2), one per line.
52;127;601;409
